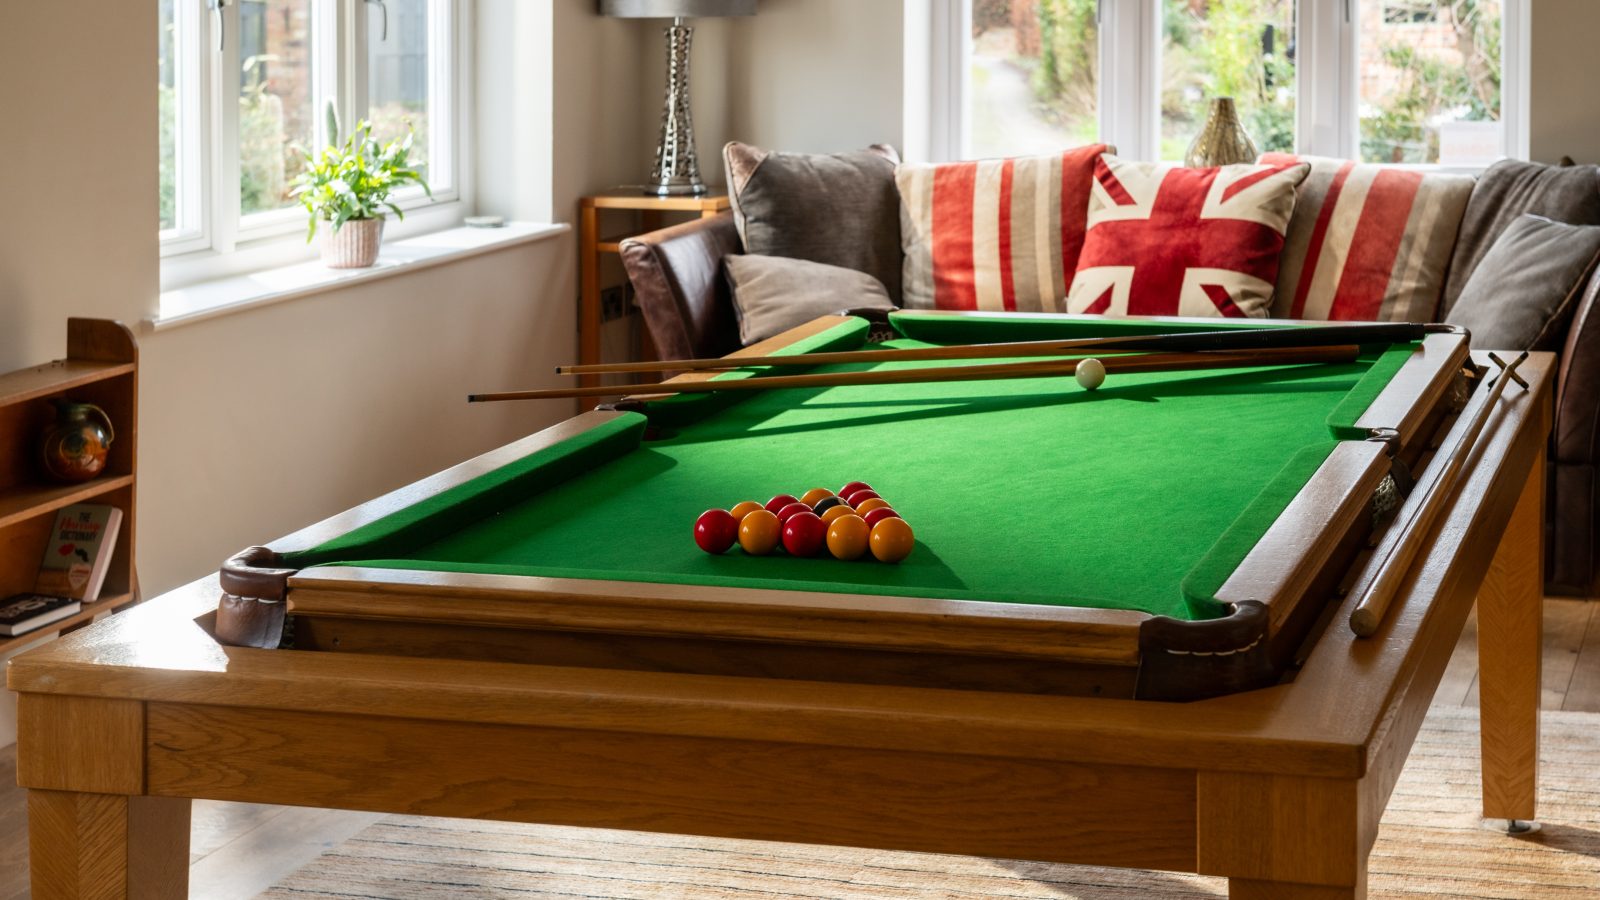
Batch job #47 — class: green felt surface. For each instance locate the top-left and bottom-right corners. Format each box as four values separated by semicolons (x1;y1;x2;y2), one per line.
292;314;1414;622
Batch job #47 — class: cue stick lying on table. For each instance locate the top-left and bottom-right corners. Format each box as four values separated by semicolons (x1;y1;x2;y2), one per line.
470;345;1359;403
1348;351;1530;638
556;322;1452;376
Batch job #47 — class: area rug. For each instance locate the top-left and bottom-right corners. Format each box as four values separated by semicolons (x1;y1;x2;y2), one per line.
258;707;1600;899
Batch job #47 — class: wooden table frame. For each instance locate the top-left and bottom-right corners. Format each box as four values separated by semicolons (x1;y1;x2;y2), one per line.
11;340;1551;900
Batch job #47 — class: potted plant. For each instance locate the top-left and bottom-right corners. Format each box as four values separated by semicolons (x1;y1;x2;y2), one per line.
292;105;430;268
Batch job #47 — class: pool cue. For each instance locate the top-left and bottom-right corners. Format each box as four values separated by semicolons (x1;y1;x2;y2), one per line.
556;322;1451;377
471;345;1359;404
1348;351;1530;638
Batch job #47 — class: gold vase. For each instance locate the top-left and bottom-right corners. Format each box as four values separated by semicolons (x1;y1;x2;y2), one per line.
1185;98;1258;168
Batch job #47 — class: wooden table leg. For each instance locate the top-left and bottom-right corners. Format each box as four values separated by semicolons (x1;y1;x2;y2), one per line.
28;790;190;900
1198;772;1370;900
1477;454;1543;824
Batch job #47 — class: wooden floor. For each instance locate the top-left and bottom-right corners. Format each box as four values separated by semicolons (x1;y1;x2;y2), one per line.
1;597;1598;900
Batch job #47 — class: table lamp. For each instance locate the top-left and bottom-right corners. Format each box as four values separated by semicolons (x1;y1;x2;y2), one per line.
599;0;756;196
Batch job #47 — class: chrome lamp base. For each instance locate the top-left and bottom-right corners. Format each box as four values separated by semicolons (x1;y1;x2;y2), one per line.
646;18;707;196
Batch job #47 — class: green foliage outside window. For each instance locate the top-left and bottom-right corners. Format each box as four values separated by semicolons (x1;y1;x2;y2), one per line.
1032;0;1099;143
159;85;176;230
1360;1;1500;163
1009;0;1500;165
240;85;292;215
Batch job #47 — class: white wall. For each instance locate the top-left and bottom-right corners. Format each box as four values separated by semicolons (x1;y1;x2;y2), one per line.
0;2;158;372
667;0;907;182
1529;0;1600;164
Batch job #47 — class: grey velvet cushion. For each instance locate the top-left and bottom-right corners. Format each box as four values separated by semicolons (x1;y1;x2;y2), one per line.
1445;214;1600;351
724;255;895;346
724;142;904;303
1442;160;1600;314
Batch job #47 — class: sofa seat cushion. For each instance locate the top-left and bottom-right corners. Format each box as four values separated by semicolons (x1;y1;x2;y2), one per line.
1442;159;1600;315
1064;155;1309;318
1262;153;1473;323
723;255;895;346
1445;214;1600;351
896;145;1107;312
724;142;904;303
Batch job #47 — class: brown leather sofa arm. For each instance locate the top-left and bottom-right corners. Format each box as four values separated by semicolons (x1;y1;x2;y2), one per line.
1551;273;1600;593
619;212;743;364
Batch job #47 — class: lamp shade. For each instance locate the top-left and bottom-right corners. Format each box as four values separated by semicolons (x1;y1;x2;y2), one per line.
599;0;755;16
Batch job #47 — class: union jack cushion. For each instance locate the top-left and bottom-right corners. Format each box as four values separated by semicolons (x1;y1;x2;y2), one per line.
896;145;1108;312
1065;155;1311;318
1261;153;1474;322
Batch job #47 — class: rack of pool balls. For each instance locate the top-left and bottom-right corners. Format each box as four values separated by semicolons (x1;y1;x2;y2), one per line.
693;482;915;564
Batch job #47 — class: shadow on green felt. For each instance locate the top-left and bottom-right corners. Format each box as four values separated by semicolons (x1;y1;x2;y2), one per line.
662;361;1371;449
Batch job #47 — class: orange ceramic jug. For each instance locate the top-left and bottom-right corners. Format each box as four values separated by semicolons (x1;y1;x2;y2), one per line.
39;399;115;483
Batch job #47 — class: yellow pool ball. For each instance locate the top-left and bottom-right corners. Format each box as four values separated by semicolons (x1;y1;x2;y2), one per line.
799;487;836;508
854;497;891;515
868;517;915;563
826;514;871;561
738;509;781;555
729;500;764;522
820;504;856;524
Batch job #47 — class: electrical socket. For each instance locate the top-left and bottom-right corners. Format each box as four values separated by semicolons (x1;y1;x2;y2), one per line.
600;286;629;322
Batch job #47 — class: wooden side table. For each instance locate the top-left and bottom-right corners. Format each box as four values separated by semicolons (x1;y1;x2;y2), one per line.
578;190;731;411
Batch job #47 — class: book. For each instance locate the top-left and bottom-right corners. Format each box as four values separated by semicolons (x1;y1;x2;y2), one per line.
0;593;80;636
34;503;123;603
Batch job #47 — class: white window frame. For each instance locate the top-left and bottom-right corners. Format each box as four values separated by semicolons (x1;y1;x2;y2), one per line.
916;0;1527;167
161;0;472;291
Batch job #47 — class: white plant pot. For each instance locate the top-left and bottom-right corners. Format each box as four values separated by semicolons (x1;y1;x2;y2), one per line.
320;217;385;269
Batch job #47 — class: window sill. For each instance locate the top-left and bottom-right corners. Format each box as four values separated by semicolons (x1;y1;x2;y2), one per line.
150;222;570;331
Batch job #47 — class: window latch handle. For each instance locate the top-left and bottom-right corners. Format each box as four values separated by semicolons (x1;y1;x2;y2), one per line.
366;0;389;41
1344;0;1352;24
206;0;228;52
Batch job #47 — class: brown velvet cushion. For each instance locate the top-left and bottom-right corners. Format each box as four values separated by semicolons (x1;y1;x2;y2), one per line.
1445;215;1600;351
724;142;904;303
1442;160;1600;314
724;255;895;346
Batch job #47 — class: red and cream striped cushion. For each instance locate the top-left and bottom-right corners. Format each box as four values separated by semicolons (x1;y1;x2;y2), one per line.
1065;155;1310;318
1262;153;1474;322
896;145;1107;311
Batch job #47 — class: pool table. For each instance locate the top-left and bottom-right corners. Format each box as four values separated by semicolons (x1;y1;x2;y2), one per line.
222;310;1468;701
11;311;1553;900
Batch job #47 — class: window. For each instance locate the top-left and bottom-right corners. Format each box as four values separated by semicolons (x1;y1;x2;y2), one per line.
967;1;1098;159
931;0;1524;167
1358;0;1505;165
160;0;464;277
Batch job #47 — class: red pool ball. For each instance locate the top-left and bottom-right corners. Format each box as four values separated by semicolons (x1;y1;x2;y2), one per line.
846;489;881;508
764;494;801;515
838;481;873;499
776;501;814;524
862;507;901;529
781;511;827;557
693;509;739;554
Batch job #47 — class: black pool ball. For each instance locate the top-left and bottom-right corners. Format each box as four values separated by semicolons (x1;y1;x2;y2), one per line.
813;496;847;516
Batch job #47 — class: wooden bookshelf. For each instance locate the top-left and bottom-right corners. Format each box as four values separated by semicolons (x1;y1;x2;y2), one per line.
0;319;138;654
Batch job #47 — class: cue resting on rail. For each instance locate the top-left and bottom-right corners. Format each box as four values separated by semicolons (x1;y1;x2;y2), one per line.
556;322;1453;377
470;346;1360;404
1348;351;1530;638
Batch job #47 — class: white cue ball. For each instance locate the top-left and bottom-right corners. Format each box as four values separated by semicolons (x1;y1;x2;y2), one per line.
1075;357;1106;391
